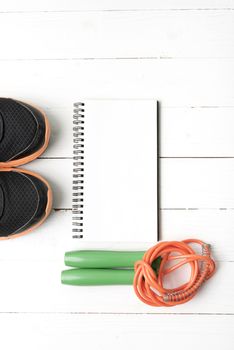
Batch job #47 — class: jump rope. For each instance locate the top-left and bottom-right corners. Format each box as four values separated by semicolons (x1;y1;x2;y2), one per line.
62;239;216;307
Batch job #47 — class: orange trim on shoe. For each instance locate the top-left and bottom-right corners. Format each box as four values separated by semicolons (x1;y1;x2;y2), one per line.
0;168;53;240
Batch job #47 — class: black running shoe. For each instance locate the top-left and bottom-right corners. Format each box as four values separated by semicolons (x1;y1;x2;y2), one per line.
0;98;50;167
0;168;52;239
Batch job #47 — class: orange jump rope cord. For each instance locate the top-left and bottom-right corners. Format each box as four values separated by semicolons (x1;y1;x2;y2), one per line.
133;239;216;307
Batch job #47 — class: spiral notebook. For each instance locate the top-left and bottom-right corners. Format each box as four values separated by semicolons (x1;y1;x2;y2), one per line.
72;99;159;242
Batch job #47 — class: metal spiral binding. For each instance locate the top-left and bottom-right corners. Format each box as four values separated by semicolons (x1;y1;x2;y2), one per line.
72;102;85;238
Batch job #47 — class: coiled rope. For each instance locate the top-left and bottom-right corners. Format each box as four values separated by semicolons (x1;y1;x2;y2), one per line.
134;239;215;306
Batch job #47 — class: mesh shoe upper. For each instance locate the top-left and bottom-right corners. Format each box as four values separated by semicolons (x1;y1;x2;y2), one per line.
0;98;46;162
0;170;49;238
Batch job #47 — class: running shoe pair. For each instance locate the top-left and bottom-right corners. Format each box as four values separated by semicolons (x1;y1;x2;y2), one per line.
0;98;52;239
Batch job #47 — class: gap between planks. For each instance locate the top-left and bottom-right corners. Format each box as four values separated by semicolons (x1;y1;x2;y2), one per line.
1;57;234;61
39;156;234;159
0;8;234;14
0;311;233;315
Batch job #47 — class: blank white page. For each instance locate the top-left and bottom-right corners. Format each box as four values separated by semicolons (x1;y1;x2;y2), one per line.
74;99;158;242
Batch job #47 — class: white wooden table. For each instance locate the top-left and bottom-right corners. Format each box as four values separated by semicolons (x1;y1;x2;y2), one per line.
0;1;234;349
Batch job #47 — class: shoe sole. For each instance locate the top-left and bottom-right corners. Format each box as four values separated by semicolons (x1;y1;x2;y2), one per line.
0;168;53;240
0;101;50;168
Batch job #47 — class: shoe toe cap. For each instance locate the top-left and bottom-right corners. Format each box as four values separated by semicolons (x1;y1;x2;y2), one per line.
0;170;49;238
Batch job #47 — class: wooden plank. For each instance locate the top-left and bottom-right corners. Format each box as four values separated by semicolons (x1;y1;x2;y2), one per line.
0;209;233;261
162;158;234;208
0;259;231;313
0;59;233;107
0;0;233;12
161;107;234;157
0;314;233;350
0;11;233;59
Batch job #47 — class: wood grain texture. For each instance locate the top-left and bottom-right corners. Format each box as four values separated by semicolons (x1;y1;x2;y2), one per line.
0;0;234;12
0;60;233;106
0;11;234;59
0;314;233;350
0;314;234;350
